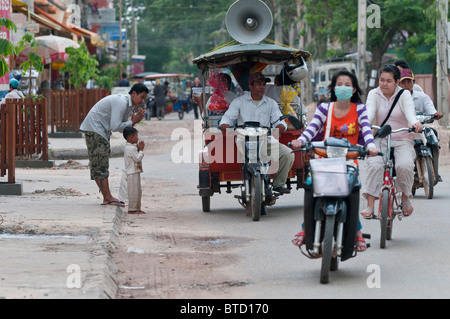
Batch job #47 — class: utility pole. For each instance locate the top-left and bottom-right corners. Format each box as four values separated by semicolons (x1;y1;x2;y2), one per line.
436;0;449;127
118;0;123;80
357;0;367;102
129;0;135;74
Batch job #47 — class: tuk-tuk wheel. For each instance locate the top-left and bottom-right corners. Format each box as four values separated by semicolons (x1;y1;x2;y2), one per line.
202;196;211;212
178;111;184;120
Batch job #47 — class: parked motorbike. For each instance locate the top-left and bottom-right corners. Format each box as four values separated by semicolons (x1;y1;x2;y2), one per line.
292;137;371;284
412;113;440;199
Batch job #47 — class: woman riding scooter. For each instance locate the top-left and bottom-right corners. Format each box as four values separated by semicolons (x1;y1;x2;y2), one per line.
290;70;379;252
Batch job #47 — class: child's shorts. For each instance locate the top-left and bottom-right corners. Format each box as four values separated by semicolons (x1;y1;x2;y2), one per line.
84;131;111;180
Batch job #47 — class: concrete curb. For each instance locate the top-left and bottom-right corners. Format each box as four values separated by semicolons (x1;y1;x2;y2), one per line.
99;171;128;299
90;206;123;299
49;145;125;160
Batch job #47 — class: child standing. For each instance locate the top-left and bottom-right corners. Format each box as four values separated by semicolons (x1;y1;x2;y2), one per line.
123;126;145;214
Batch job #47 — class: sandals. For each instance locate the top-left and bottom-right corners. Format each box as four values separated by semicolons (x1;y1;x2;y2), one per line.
292;231;305;247
361;206;374;219
293;231;367;253
355;236;367;252
401;201;414;217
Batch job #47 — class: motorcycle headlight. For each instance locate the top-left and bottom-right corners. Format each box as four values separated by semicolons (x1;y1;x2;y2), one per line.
326;146;348;158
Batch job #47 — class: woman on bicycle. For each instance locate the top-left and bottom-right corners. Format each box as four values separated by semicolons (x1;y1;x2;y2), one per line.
291;70;379;252
361;64;422;219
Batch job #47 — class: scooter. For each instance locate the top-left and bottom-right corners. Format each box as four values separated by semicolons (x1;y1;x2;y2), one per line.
412;113;440;199
292;137;371;284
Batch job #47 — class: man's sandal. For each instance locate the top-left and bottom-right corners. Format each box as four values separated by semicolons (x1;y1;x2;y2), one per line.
401;201;414;217
355;236;367;252
360;207;374;219
292;231;305;247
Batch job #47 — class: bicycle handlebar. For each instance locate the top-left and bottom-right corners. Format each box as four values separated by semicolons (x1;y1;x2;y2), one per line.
372;125;416;134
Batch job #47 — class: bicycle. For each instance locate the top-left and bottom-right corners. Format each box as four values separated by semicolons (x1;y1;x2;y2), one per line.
371;124;415;249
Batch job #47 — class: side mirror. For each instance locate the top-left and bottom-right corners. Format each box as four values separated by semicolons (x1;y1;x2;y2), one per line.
286;115;303;130
273;115;303;130
374;125;392;139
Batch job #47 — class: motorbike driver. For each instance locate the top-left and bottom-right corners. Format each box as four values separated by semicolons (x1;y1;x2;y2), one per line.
219;72;295;194
398;68;443;182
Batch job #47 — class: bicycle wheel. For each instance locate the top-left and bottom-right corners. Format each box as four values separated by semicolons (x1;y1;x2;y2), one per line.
386;193;395;241
320;214;335;284
421;156;434;199
380;188;390;249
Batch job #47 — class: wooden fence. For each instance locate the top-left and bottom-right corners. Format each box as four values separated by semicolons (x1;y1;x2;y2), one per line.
10;98;48;160
49;88;108;134
0;104;15;183
0;97;48;183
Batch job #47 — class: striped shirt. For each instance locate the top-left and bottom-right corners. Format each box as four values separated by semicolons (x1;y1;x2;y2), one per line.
298;102;376;149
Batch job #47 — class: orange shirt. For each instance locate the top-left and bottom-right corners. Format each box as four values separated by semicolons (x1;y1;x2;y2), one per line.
324;103;360;146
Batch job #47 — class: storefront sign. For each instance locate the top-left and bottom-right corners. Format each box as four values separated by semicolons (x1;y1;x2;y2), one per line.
0;0;11;91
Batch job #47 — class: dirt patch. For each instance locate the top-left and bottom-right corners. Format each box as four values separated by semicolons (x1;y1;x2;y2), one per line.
56;160;89;170
32;187;83;196
114;174;251;299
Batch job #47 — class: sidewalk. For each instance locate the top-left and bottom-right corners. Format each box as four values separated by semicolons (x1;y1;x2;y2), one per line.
0;132;127;299
48;131;126;160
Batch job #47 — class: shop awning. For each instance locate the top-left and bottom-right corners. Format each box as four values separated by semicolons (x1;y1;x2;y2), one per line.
13;1;68;35
12;0;102;46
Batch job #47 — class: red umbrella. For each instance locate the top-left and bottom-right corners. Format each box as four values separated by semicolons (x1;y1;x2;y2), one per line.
16;35;80;65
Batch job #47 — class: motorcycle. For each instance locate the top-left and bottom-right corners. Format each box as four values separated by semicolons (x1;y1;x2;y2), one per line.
292;137;371;284
412;113;440;199
234;115;302;221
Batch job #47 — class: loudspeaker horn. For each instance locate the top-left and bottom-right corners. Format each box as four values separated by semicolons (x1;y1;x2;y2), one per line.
225;0;273;44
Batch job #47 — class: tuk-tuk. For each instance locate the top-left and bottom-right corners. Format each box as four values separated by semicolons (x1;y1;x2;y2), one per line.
192;0;312;220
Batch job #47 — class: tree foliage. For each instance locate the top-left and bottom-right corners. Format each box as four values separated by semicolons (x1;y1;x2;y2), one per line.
60;42;99;89
134;0;439;76
302;0;437;71
0;18;44;78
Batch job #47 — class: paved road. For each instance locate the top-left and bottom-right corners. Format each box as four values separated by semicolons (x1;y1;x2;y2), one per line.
116;112;450;299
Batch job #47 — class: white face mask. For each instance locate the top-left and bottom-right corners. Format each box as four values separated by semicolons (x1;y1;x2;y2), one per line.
334;85;354;102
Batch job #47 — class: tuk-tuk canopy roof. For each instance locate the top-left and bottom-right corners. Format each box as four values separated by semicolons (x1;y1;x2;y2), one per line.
143;73;191;80
192;42;311;70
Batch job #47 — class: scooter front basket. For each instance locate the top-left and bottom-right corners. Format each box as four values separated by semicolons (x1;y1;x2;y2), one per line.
310;158;349;197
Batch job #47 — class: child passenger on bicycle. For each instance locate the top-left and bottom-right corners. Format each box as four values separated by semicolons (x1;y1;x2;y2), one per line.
361;65;422;219
291;70;379;252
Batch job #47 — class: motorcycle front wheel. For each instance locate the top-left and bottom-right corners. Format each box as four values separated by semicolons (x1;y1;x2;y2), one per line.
320;214;335;284
421;156;434;199
246;174;262;221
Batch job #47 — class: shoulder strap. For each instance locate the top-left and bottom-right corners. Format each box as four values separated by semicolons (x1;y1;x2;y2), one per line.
324;102;334;139
380;89;404;127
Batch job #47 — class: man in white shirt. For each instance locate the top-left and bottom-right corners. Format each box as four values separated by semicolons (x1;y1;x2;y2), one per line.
399;68;443;182
80;83;148;207
219;72;295;194
399;68;443;119
0;79;25;141
0;79;24;106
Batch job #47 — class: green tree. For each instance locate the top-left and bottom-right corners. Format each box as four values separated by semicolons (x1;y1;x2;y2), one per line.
0;18;44;78
60;42;99;89
137;0;232;73
302;0;437;72
0;18;17;77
